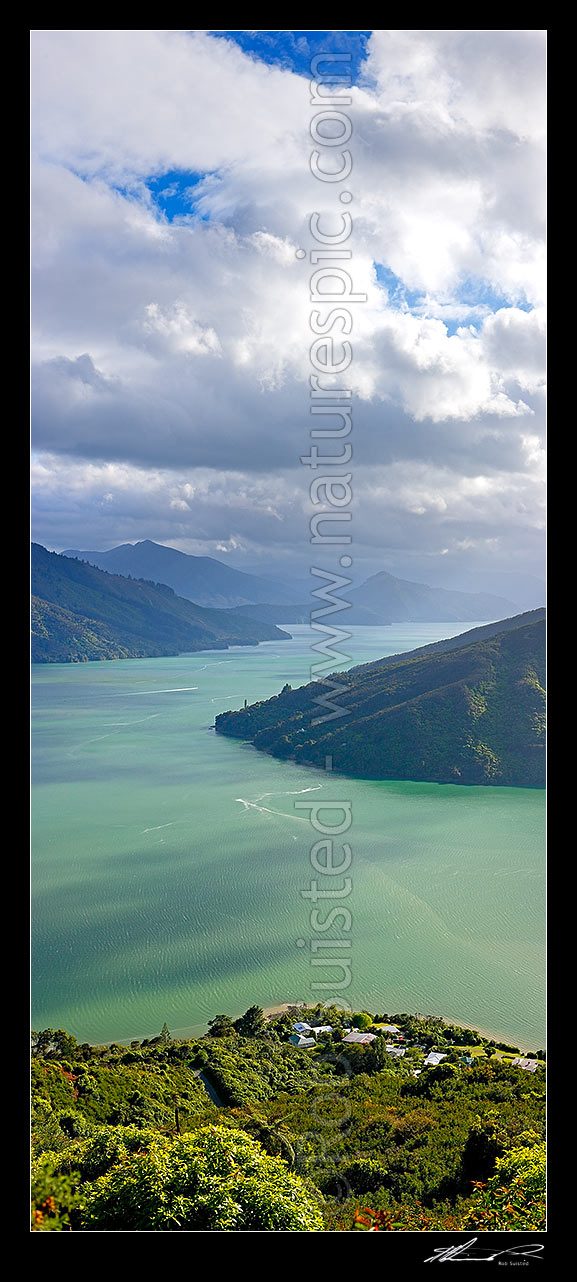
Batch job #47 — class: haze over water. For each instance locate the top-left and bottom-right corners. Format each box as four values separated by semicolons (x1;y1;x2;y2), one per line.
31;624;545;1049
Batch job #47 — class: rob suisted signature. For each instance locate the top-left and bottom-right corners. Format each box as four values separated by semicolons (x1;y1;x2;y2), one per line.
424;1238;543;1263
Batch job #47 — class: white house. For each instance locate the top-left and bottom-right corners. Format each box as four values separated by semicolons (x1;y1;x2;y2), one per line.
386;1046;405;1058
342;1031;377;1045
511;1057;540;1073
293;1021;312;1033
423;1051;447;1067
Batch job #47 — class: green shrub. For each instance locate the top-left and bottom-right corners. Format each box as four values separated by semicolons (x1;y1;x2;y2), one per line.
81;1125;324;1231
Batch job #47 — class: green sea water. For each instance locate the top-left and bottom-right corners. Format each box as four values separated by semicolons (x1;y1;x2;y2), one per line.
31;625;545;1049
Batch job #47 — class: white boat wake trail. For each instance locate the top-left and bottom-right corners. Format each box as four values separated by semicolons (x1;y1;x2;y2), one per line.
126;686;200;695
235;784;322;823
103;715;161;726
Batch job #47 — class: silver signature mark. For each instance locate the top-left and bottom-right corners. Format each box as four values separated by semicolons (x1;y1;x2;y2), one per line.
424;1238;544;1262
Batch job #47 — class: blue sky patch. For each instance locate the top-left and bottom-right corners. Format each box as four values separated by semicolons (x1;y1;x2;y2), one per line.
374;263;423;311
146;170;210;222
208;30;373;84
374;263;534;333
458;277;533;314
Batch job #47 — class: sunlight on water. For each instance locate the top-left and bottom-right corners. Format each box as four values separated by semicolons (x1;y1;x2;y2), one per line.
31;625;545;1048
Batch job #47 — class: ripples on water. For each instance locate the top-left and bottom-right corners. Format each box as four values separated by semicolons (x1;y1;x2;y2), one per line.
31;625;545;1048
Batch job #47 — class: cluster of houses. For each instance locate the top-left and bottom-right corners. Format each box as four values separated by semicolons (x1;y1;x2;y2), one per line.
289;1021;333;1049
285;1019;543;1075
288;1020;411;1062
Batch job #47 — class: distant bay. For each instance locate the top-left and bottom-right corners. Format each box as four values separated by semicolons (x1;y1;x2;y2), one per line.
31;624;545;1049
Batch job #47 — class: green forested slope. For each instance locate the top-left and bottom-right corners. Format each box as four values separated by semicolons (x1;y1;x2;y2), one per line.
216;617;545;787
31;544;289;662
31;1007;545;1232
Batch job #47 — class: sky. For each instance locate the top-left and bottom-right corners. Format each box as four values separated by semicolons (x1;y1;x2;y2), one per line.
31;30;546;592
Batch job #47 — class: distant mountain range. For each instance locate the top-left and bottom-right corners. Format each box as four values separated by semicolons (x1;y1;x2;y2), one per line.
215;611;546;787
63;541;303;608
345;570;517;623
63;541;519;622
226;572;517;626
420;569;545;612
31;545;289;663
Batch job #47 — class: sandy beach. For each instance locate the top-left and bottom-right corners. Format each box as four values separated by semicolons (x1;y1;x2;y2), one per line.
263;1001;307;1020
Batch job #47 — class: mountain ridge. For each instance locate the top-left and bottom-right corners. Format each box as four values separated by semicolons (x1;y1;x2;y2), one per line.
62;540;303;608
31;544;290;663
61;541;521;621
346;569;518;623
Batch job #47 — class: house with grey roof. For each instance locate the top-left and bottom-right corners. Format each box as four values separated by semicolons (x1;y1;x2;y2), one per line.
289;1033;315;1049
512;1057;540;1073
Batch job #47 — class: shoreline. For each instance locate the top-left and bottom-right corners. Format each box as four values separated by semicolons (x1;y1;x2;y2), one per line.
96;999;543;1054
261;1001;543;1051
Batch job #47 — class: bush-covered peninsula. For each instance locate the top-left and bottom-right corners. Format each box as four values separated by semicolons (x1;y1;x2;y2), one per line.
215;614;545;787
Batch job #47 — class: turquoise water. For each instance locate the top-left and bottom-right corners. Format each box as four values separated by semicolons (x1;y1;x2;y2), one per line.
31;625;545;1049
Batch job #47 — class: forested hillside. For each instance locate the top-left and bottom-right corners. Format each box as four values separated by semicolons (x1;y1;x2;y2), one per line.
31;1004;545;1232
216;616;545;787
31;545;289;662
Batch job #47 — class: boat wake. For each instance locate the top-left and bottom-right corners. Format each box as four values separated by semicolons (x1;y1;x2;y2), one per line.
234;784;323;823
126;686;200;695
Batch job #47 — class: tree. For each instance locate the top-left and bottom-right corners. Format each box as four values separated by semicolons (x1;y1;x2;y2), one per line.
370;1035;391;1070
31;1154;80;1232
80;1125;324;1231
464;1143;545;1231
339;1157;388;1194
75;1072;98;1098
411;1062;459;1098
352;1012;373;1030
235;1107;297;1168
32;1029;78;1061
460;1114;508;1186
207;1014;235;1038
160;1022;172;1045
234;1005;265;1037
275;1012;294;1035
